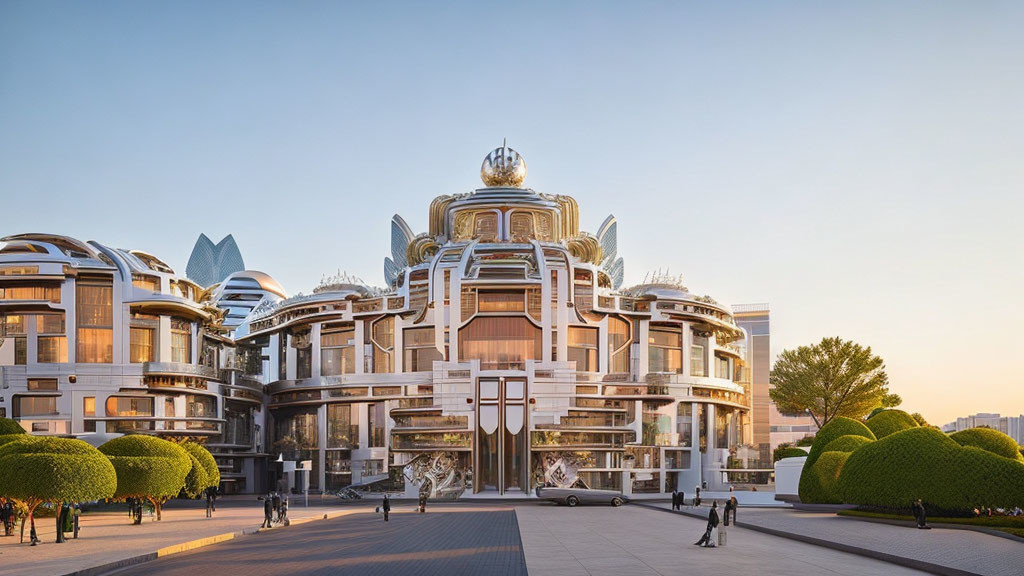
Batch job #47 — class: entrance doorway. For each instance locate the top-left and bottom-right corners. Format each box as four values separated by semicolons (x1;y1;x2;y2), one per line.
475;377;528;494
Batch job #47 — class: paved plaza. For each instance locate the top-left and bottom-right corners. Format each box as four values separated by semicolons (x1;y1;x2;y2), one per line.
3;499;1022;575
649;502;1024;576
110;504;526;576
516;504;929;576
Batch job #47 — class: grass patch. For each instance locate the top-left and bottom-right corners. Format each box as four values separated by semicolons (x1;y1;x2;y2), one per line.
838;509;1024;538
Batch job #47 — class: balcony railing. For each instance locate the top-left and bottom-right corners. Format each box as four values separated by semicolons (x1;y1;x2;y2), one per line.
143;362;219;380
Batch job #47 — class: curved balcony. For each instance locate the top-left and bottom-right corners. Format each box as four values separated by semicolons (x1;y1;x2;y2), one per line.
143;361;220;380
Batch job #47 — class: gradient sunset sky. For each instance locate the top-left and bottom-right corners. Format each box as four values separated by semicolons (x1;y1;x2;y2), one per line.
2;1;1021;425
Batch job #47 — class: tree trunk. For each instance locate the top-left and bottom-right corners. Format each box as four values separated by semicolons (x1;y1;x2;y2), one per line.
146;497;161;521
55;503;65;544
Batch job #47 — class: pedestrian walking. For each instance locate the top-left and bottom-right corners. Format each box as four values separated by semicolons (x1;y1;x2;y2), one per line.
694;501;719;547
418;492;427;513
382;494;391;522
0;501;10;537
694;486;702;507
73;504;81;539
29;516;39;546
671;490;678;511
206;486;217;518
912;498;931;530
272;491;282;522
262;493;274;528
279;497;289;526
729;495;738;524
723;498;734;526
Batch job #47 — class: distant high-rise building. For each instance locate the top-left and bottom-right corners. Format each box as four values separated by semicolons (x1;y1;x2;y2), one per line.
734;304;771;462
942;413;1024;445
186;233;245;287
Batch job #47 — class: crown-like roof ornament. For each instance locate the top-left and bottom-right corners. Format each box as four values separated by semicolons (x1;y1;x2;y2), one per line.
480;138;527;187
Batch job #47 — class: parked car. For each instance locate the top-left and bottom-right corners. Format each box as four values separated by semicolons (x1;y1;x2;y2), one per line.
536;486;628;507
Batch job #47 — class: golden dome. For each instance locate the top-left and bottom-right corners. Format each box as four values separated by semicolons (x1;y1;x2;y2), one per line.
480;140;526;187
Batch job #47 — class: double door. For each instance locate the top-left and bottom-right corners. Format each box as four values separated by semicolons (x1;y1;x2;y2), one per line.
475;377;528;494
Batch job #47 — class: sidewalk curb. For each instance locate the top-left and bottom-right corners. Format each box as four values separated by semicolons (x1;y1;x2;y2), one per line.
60;508;363;576
635;503;981;576
836;514;1024;544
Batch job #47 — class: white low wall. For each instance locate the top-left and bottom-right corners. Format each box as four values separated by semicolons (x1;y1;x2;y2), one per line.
774;456;807;499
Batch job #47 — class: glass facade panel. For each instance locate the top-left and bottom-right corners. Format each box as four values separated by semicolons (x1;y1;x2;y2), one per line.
367;402;385;447
171;320;191;364
327;403;358;448
403;327;442;372
608;316;631;374
477;290;525;312
77;281;113;363
458;316;541;370
321;327;355;376
37;336;68;363
648;326;682;373
130;327;154;363
690;345;705;377
372;317;394;373
105;396;154;416
567;326;599;372
677;402;692;447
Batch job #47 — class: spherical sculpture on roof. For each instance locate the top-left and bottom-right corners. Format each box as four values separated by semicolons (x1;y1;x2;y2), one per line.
481;141;526;187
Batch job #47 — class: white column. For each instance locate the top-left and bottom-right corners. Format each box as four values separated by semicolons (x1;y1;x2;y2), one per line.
311;323;322;378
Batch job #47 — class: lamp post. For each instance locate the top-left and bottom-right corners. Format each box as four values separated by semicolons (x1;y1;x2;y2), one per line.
804;408;823;429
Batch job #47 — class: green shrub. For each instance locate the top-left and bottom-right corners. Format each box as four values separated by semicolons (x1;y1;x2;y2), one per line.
99;435;190;520
867;407;886;420
865;409;918;439
182;453;209;498
774;446;808;462
0;434;27;448
795;435;815;447
181;441;220;488
0;418;25;435
822;434;873;454
800;417;876;503
802;451;851;504
837;427;1024;512
950;428;1024;462
0;436;116;540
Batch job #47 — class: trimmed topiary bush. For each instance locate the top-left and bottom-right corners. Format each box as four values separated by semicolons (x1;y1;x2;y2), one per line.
822;434;873;454
800;417;876;503
181;441;220;488
837;427;1024;512
182;453;210;499
100;435;190;520
0;434;27;448
0;418;26;435
802;451;851;504
865;409;918;439
950;428;1024;462
0;436;116;542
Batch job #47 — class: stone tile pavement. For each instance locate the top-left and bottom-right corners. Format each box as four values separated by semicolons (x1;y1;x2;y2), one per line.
516;503;930;576
650;503;1024;576
0;498;374;576
110;504;526;576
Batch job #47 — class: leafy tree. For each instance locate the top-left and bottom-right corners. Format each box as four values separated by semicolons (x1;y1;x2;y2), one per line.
182;453;210;499
0;436;116;542
769;337;891;427
100;435;190;521
0;417;26;435
910;412;931;427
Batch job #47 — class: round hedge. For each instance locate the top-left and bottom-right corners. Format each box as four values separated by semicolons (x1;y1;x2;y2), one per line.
800;417;876;503
0;434;27;448
802;451;851;504
865;409;918;439
950;428;1024;461
181;441;220;488
99;435;190;502
0;418;25;436
822;434;873;454
0;436;116;505
837;427;1024;511
182;453;209;498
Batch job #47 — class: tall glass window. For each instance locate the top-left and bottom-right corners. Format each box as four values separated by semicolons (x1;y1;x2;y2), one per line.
567;326;599;372
690;345;705;377
608;316;631;374
130;327;154;363
648;326;682;373
327;403;357;448
677;403;692;447
367;402;385;447
321;326;355;376
36;314;67;363
105;396;154;416
171;319;191;363
371;317;394;373
715;355;730;379
292;329;312;379
76;280;113;363
2;315;26;365
403;327;442;372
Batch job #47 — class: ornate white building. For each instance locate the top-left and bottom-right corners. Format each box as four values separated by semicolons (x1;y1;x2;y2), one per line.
0;145;757;497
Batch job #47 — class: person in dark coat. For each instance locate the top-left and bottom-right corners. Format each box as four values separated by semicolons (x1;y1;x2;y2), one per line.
261;494;274;528
670;490;677;510
0;502;10;537
912;499;931;529
694;486;701;507
272;491;282;522
728;495;738;524
418;492;427;514
694;501;719;547
279;497;289;525
382;494;391;522
723;498;734;526
206;486;217;518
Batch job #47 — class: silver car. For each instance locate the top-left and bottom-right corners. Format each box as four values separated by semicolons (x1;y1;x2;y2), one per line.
536;486;628;507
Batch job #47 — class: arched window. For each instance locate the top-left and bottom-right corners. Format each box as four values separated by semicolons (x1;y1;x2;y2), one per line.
458;316;541;370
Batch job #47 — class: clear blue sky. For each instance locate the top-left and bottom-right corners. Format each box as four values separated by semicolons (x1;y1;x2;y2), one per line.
2;1;1022;425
